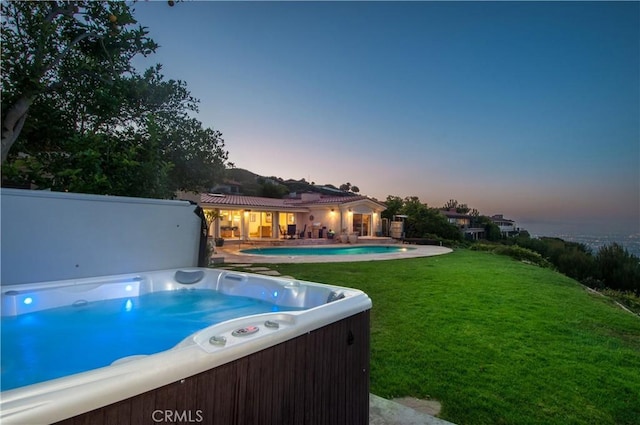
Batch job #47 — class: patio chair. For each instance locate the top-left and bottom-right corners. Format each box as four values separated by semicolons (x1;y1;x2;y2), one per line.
279;225;287;239
287;224;297;239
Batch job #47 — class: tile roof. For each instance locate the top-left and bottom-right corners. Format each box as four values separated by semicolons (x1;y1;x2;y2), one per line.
200;194;386;209
201;194;298;209
294;195;368;205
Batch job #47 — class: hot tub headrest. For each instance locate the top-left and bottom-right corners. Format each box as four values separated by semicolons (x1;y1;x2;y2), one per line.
175;270;205;285
327;291;345;303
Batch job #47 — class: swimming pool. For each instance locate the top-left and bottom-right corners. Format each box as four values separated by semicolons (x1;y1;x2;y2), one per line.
241;245;414;256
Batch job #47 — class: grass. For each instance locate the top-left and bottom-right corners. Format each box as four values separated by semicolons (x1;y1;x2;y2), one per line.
250;249;640;425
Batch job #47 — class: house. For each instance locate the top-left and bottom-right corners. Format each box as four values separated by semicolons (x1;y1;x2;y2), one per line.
440;208;485;240
196;192;387;241
439;209;522;240
490;214;519;237
441;208;472;227
208;180;243;195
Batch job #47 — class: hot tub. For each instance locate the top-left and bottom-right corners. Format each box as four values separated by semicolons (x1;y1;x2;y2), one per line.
1;268;372;425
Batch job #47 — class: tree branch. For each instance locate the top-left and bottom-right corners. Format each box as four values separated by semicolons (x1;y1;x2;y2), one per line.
43;31;101;77
45;68;113;93
44;3;75;24
1;97;32;163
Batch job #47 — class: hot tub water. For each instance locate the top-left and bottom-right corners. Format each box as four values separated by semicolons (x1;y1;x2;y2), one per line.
0;289;302;391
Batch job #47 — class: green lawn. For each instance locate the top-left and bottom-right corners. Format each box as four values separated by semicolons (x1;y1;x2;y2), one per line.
258;249;640;425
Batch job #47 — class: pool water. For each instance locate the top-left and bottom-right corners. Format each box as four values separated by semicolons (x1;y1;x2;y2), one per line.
0;290;300;391
241;245;413;256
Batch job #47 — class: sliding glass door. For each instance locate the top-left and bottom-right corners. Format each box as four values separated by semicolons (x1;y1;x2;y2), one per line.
352;214;371;236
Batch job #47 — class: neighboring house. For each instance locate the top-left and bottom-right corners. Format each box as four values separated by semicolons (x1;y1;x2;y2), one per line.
440;208;485;240
198;192;387;241
441;208;471;227
209;181;242;195
439;209;522;240
490;214;519;237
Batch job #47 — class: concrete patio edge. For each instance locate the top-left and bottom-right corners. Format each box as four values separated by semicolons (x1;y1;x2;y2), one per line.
369;394;456;425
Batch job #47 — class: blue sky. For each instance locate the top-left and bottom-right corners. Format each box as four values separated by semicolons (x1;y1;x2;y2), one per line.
133;1;639;236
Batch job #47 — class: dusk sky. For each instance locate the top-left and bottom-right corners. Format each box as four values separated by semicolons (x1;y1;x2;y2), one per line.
132;1;639;236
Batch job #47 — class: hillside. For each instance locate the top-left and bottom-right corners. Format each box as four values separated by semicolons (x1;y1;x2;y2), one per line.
221;168;358;198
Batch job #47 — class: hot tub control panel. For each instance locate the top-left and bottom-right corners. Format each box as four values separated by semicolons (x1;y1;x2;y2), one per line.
232;325;259;337
195;315;294;352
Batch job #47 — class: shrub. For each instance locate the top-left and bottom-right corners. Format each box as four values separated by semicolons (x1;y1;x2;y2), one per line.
494;237;639;295
596;243;640;294
417;233;465;248
601;289;640;315
493;245;552;268
511;235;550;257
470;243;497;252
472;244;551;268
555;247;597;282
581;276;605;291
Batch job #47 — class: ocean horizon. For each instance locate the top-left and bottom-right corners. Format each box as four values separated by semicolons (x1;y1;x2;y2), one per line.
526;229;640;258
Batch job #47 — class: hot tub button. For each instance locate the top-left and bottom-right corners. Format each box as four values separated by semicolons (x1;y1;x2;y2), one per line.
264;320;279;329
232;326;259;337
209;336;227;346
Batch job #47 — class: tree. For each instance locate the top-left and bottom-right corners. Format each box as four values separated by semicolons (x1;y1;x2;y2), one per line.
475;216;502;241
424;207;462;241
2;1;230;197
339;182;361;194
256;177;288;198
442;199;471;214
391;196;461;241
401;197;432;238
1;1;157;162
382;195;403;220
443;199;458;210
596;243;640;294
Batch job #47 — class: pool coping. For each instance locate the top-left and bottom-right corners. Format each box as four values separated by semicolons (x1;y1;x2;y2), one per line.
213;244;453;264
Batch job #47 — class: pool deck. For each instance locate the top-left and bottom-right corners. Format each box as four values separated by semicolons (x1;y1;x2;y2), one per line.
213;242;452;264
